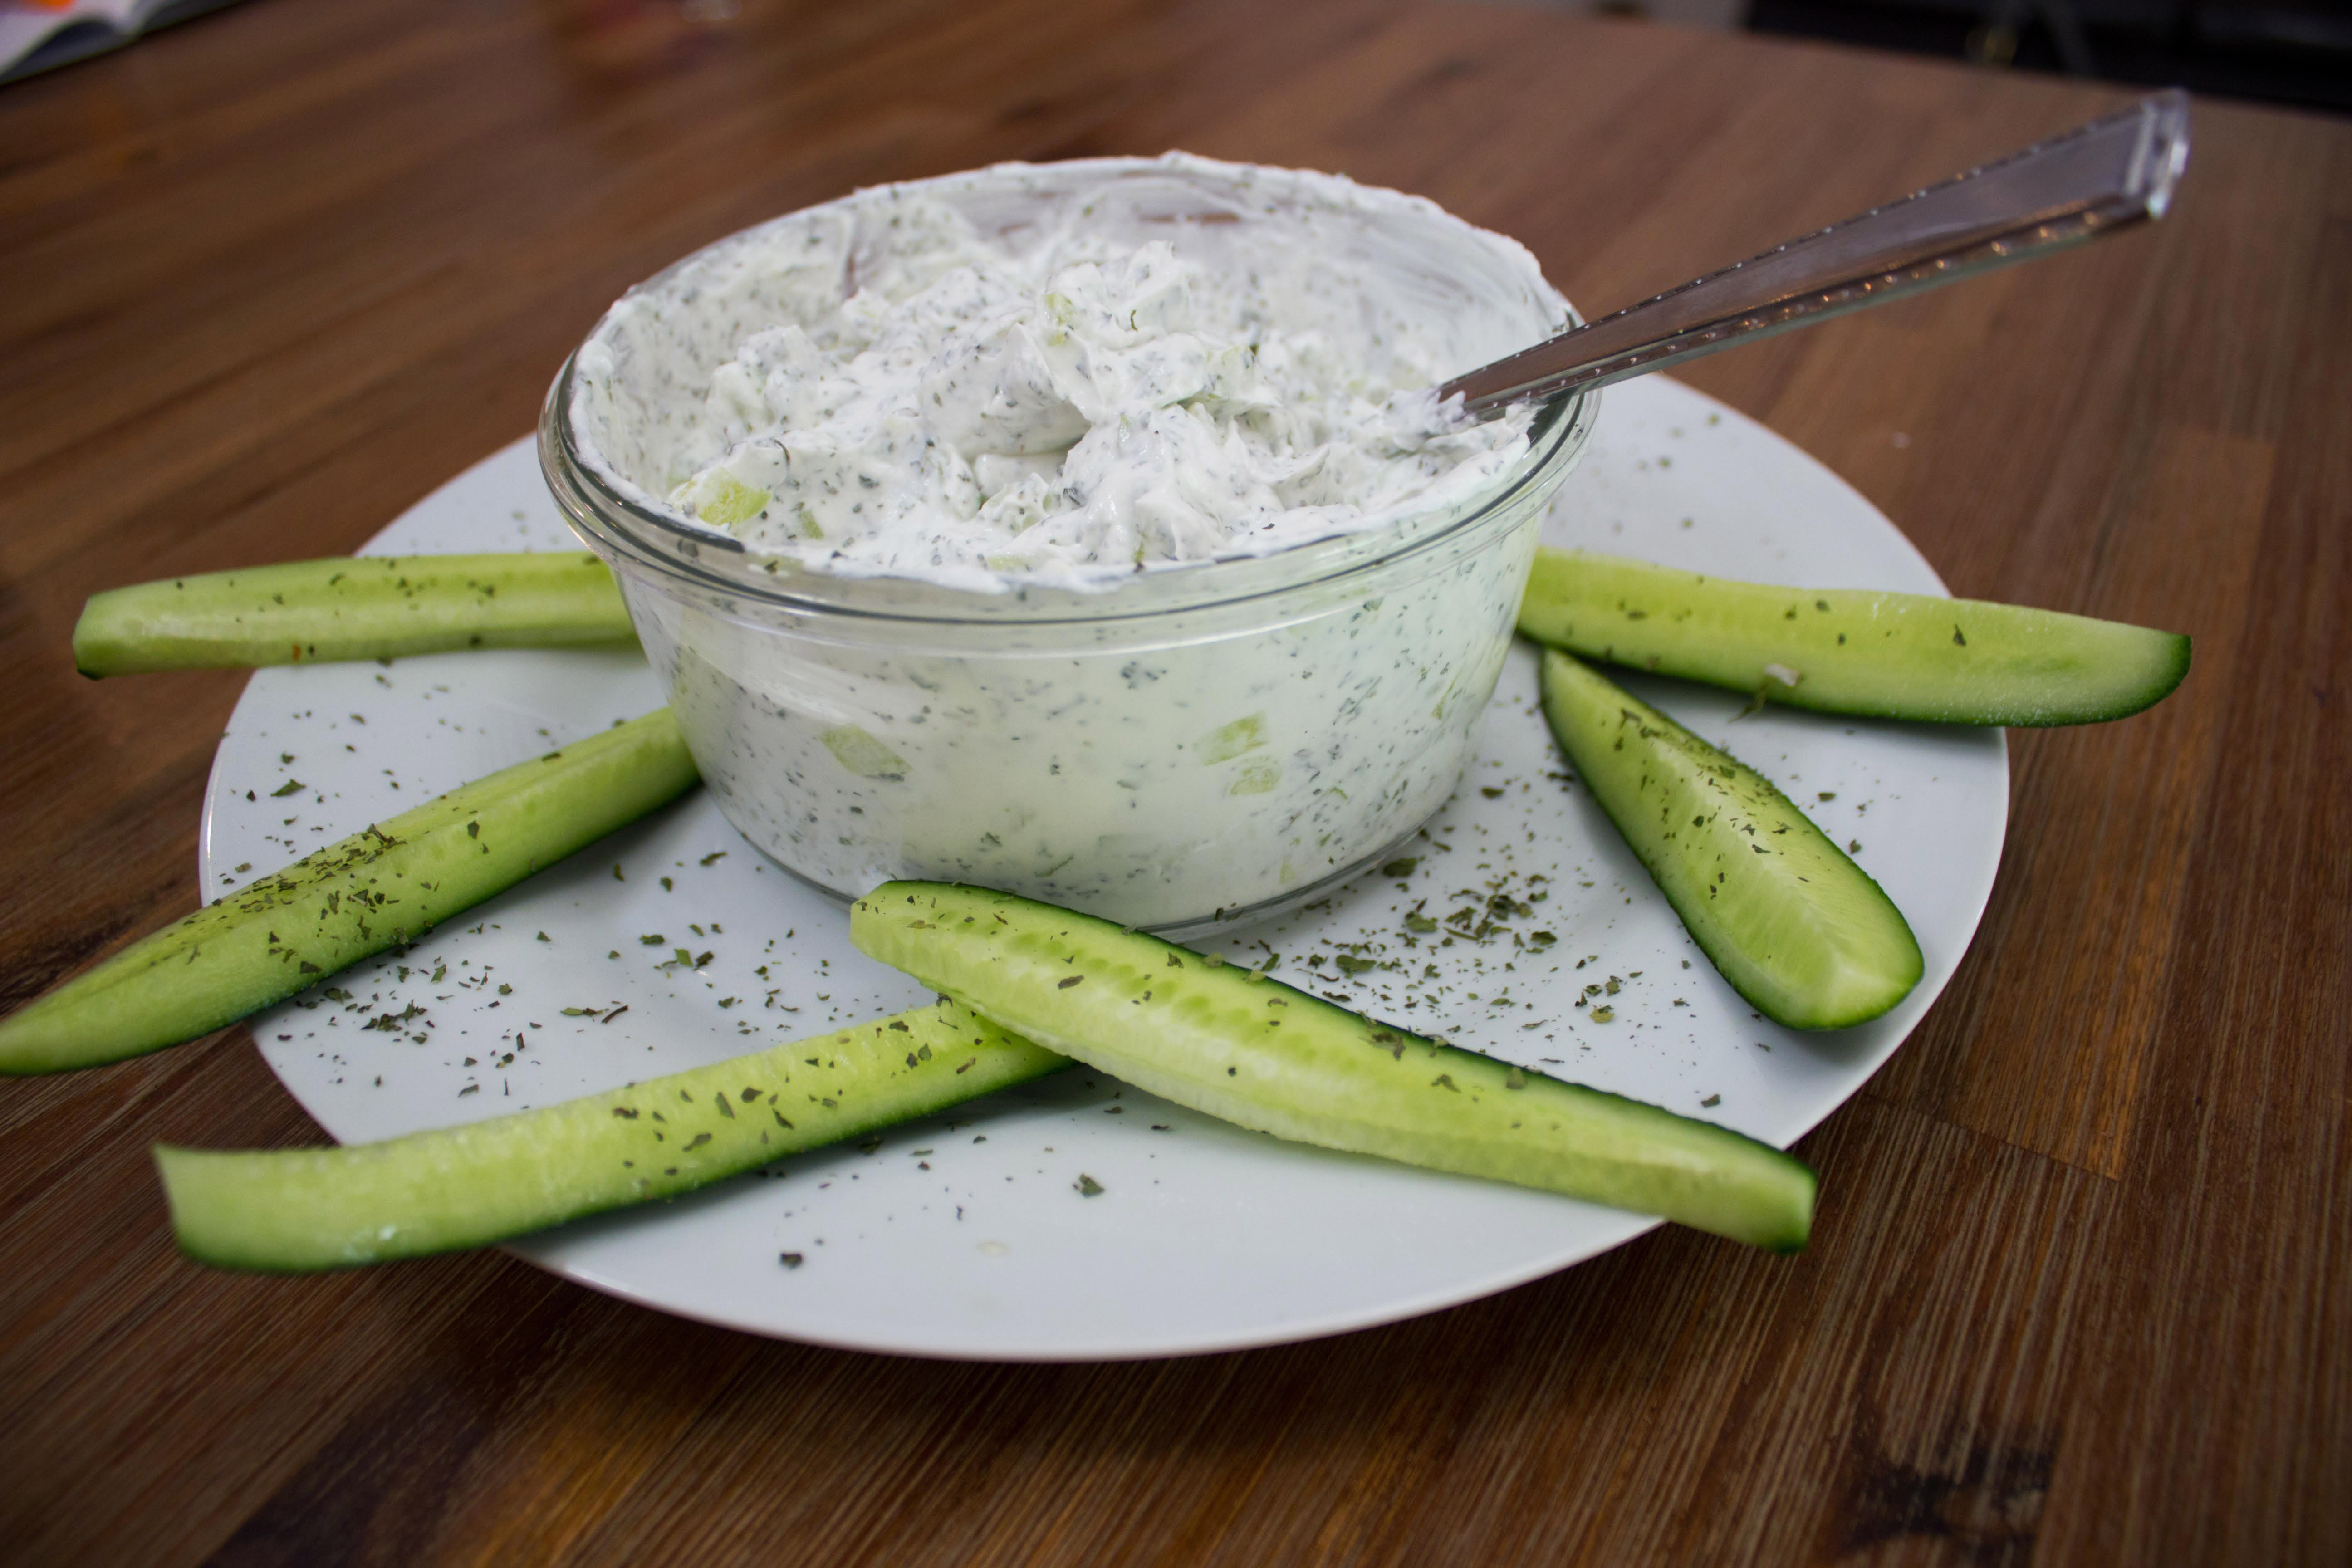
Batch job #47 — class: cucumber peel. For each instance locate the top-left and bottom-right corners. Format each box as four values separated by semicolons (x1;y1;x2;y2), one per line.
1539;649;1921;1029
851;882;1815;1251
0;709;699;1074
156;999;1066;1271
73;552;635;677
1519;548;2190;725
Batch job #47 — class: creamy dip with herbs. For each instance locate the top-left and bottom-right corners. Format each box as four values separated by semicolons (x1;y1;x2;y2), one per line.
569;156;1544;592
562;157;1582;929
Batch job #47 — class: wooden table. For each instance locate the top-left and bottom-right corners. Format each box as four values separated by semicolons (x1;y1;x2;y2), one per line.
3;1;2345;1561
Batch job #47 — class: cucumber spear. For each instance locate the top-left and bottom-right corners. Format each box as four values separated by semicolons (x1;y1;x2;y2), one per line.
156;999;1066;1272
1537;648;1921;1029
0;709;699;1074
1519;548;2190;725
852;882;1816;1251
73;552;635;677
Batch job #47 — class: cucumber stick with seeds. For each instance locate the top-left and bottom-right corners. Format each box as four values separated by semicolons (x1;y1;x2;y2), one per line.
157;1000;1067;1271
852;881;1816;1252
0;709;699;1075
73;552;635;676
1518;548;2190;725
1538;648;1921;1030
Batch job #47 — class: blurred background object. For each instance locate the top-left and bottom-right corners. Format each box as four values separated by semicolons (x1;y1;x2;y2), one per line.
0;0;756;86
1507;0;2352;112
0;0;244;83
535;0;746;87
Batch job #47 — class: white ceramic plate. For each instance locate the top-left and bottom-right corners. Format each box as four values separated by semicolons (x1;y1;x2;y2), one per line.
202;377;2005;1359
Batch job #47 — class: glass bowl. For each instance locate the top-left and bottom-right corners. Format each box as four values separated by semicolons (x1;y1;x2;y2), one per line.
540;156;1597;937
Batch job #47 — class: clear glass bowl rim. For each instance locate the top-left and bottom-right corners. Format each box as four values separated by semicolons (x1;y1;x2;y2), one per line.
538;166;1597;628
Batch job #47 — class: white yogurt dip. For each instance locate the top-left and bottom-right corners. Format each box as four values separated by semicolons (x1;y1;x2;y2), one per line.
549;156;1592;931
570;155;1543;592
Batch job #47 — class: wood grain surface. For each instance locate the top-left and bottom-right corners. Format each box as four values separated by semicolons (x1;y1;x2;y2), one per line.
2;1;2345;1562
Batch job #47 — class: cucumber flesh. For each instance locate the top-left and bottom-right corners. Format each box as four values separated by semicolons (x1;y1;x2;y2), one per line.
1519;548;2190;725
73;552;635;677
1539;649;1921;1029
851;882;1815;1252
156;1000;1066;1271
0;709;699;1074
